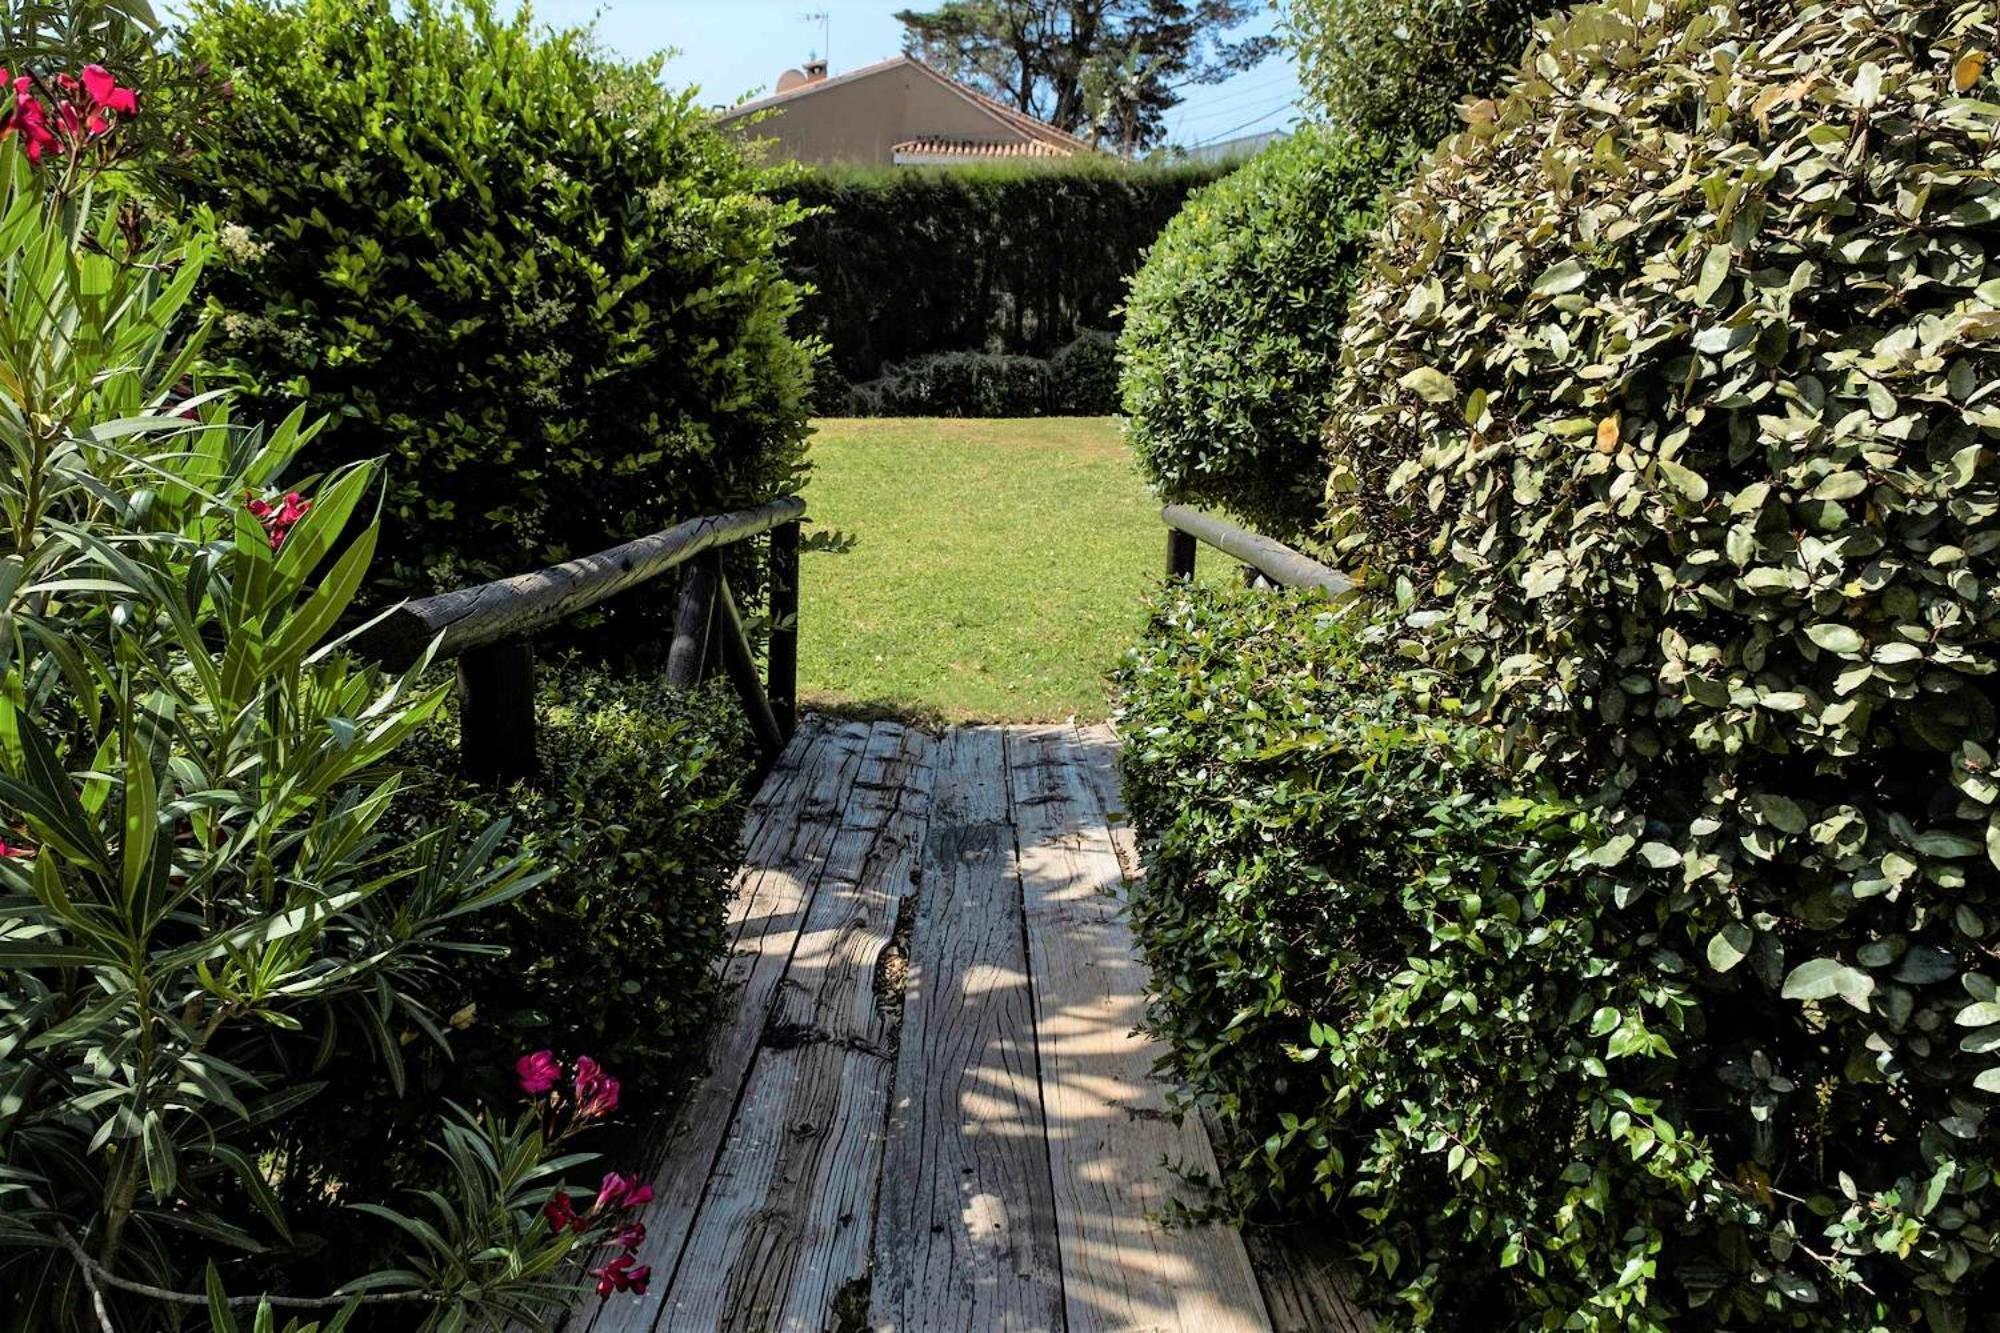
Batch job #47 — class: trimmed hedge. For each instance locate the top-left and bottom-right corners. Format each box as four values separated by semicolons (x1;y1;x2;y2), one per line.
1117;585;1714;1328
1119;126;1404;538
779;159;1231;390
184;0;815;602
1113;0;2000;1326
838;331;1120;416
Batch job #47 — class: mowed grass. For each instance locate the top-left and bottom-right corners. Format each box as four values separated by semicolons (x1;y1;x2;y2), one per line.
798;417;1196;723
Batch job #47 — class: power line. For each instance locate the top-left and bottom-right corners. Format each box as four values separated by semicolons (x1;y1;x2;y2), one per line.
1184;97;1298;148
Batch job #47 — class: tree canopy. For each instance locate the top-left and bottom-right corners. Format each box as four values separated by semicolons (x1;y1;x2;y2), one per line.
893;0;1275;151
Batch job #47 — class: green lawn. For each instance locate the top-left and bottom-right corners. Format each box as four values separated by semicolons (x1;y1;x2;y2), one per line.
797;417;1196;723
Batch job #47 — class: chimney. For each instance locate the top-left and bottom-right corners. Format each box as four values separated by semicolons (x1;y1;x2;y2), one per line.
803;58;828;83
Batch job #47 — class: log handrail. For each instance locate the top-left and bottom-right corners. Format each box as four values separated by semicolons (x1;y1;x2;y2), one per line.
1160;504;1354;596
351;497;806;669
352;496;806;785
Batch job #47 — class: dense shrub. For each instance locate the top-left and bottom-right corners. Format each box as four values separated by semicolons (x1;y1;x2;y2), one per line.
780;159;1230;387
1286;0;1546;151
0;140;637;1325
184;0;816;601
1304;0;2000;1323
1048;329;1121;414
1118;585;1725;1329
1119;127;1403;537
839;332;1121;416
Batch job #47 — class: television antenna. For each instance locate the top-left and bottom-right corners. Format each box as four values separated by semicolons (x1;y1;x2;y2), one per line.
801;9;830;64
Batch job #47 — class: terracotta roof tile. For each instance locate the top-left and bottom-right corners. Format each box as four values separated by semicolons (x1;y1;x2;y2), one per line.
892;136;1076;159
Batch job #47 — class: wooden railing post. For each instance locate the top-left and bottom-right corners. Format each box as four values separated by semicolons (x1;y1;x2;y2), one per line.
666;552;719;690
768;519;800;736
457;638;537;785
1166;527;1197;582
716;574;787;764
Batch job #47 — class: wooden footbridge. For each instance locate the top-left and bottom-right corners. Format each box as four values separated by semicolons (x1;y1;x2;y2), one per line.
359;501;1369;1332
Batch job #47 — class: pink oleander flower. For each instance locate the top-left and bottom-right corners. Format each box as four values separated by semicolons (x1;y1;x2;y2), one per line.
81;65;138;117
592;1171;653;1213
516;1049;561;1095
245;489;311;549
609;1221;645;1251
573;1054;620;1120
543;1189;582;1233
592;1253;650;1298
0;837;31;859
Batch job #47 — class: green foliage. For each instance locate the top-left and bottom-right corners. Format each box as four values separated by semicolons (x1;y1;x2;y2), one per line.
1286;0;1545;152
841;331;1119;415
0;152;614;1328
267;667;751;1255
1117;584;1730;1329
1289;0;2000;1322
183;0;816;600
1118;127;1403;537
779;159;1231;388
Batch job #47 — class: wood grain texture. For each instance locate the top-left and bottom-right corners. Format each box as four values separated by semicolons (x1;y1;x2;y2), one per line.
587;718;872;1333
871;728;1063;1333
1237;1227;1374;1333
1009;726;1271;1333
659;725;934;1332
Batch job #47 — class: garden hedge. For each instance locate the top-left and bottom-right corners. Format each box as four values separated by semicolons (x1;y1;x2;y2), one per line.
1119;125;1405;538
183;0;815;603
837;332;1121;416
778;159;1230;392
1120;0;2000;1326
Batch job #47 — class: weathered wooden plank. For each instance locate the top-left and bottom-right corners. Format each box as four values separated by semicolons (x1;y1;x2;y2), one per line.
1160;505;1351;598
870;728;1063;1333
587;718;873;1333
1238;1227;1374;1333
658;724;934;1331
1068;724;1375;1332
1008;726;1271;1333
351;496;805;669
766;520;799;736
666;554;720;690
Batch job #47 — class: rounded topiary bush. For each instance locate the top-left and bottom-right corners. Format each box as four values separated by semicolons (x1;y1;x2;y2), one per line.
1310;0;2000;1323
1119;126;1402;538
184;0;815;602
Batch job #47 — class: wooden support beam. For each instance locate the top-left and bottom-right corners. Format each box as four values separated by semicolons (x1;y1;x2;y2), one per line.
351;496;805;669
1165;526;1198;582
768;520;800;735
1161;504;1351;597
456;638;537;786
716;573;787;764
667;553;719;691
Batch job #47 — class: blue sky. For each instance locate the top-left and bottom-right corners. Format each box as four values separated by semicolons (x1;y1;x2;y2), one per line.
514;1;1302;149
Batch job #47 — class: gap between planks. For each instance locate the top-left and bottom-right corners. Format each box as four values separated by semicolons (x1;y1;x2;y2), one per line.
587;718;1365;1333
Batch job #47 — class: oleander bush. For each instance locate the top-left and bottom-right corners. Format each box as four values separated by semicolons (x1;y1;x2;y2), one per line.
1151;0;2000;1324
1286;0;1546;152
183;0;816;605
265;667;751;1269
1119;127;1403;538
0;129;648;1326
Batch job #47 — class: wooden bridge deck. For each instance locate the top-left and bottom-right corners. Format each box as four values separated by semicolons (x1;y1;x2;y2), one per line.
585;717;1368;1333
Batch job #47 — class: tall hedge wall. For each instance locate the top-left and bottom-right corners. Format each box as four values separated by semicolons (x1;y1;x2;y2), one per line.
776;160;1233;393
